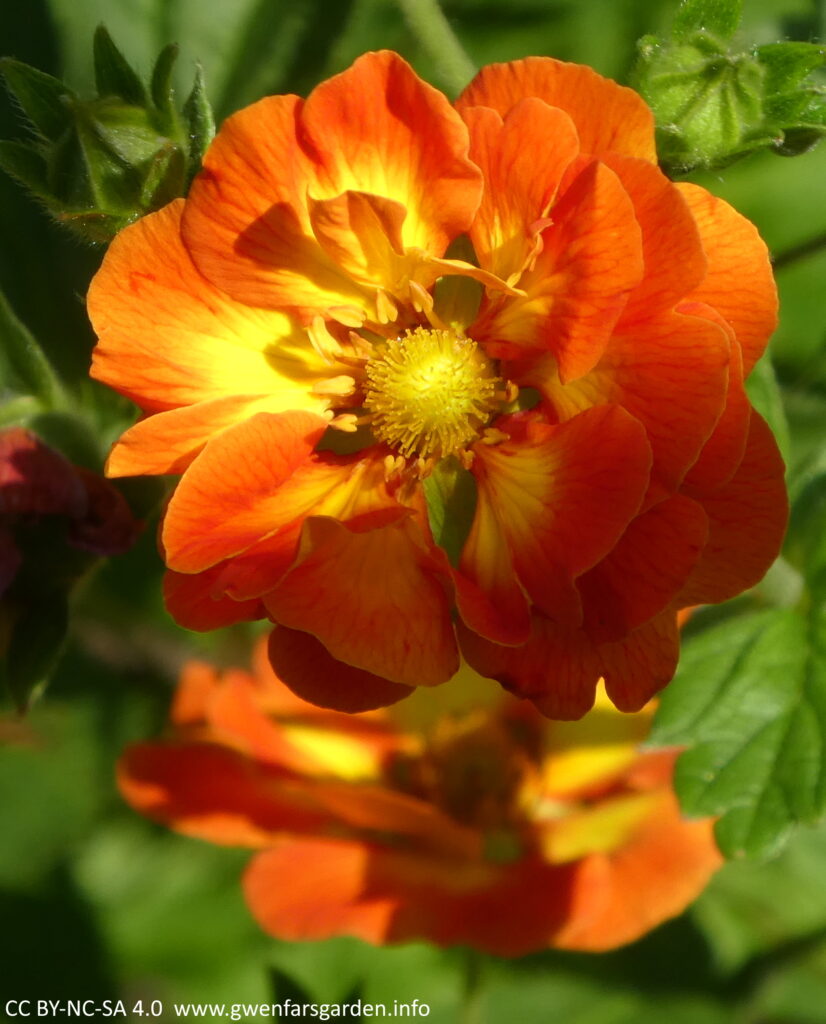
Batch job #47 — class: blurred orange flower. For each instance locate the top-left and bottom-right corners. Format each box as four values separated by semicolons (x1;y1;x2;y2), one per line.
89;52;787;718
118;643;721;956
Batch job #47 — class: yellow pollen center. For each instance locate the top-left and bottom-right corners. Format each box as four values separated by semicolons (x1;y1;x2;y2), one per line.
363;327;499;461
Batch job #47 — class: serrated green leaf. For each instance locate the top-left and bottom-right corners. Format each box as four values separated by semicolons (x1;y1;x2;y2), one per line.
0;58;76;142
0;286;65;408
182;64;215;183
422;456;477;567
92;25;147;105
651;607;826;859
150;43;179;119
756;42;826;94
673;0;743;44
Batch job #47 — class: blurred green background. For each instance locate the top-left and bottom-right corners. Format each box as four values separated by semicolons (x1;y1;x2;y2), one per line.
2;0;826;1020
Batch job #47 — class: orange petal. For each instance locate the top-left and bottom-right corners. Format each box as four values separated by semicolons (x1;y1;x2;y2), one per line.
244;837;581;956
473;160;644;381
264;514;459;687
533;307;730;500
555;795;722;951
606;156;707;324
680;304;751;494
89;201;329;411
267;626;414;713
599;608;681;712
457;615;602;720
163;566;265;631
678;412;788;606
299;51;482;256
677;183;778;375
117;743;328;847
463;99;580;282
161;411;331;573
456;57;657;162
578;495;708;643
169;661;224;725
470;407;651;626
106;395;292;477
181;95;368;316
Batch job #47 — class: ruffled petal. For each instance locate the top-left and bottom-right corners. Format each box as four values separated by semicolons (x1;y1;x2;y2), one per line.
678;413;788;606
468;407;651;626
599;608;681;712
462;99;580;282
533;307;730;500
578;495;708;643
89;201;329;411
264;513;459;687
677;183;778;375
456;57;657;162
267;626;414;713
473;160;644;381
163;567;265;631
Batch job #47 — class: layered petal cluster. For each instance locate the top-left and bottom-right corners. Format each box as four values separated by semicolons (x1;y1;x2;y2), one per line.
89;51;788;718
118;643;722;956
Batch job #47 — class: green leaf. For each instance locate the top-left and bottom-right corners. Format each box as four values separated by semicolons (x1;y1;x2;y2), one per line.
0;286;65;408
0;140;52;201
182;64;215;183
422;456;477;567
0;58;76;142
92;25;147;105
650;606;826;859
1;591;70;711
673;0;743;45
785;472;826;585
756;42;826;95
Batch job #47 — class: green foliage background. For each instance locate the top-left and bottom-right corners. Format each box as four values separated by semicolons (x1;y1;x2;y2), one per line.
1;0;826;1020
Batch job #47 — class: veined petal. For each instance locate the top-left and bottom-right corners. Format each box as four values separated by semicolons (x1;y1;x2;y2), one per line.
605;156;707;324
678;413;788;606
456;57;657;162
162;410;331;573
299;51;482;255
89;201;330;410
469;407;651;625
599;608;681;712
181;95;370;316
457;615;602;720
578;495;708;643
106;395;298;477
463;100;580;282
163;566;265;631
264;513;458;688
533;308;731;499
677;183;778;375
473;160;644;381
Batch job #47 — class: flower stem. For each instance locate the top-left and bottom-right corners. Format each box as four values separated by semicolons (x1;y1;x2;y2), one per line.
395;0;477;96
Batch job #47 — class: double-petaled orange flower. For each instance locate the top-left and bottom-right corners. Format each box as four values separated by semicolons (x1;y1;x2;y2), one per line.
118;642;722;955
89;52;787;718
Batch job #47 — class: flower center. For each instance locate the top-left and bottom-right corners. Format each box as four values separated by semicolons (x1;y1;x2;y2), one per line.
363;327;499;461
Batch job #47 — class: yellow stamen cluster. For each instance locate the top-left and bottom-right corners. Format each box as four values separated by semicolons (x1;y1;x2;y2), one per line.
363;327;500;461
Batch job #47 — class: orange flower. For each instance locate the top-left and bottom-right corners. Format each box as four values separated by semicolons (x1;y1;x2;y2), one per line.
89;52;787;718
118;642;722;956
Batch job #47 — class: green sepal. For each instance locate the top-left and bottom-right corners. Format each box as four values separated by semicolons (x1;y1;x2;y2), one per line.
92;25;148;105
182;64;215;184
150;43;180;123
0;140;52;202
0;58;76;142
672;0;743;45
423;456;477;568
